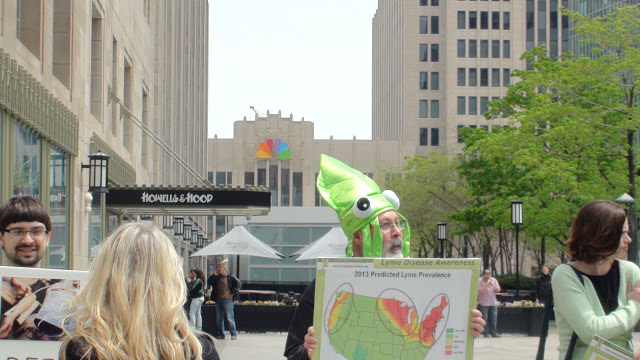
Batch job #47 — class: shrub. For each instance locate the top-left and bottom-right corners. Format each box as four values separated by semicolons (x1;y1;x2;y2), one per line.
495;274;536;291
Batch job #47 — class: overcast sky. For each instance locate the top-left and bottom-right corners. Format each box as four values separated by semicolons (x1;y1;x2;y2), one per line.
208;0;378;140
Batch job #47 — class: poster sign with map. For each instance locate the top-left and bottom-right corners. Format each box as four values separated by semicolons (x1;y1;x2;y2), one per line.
312;258;480;360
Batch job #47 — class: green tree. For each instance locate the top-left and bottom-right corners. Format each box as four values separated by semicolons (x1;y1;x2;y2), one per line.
458;6;640;266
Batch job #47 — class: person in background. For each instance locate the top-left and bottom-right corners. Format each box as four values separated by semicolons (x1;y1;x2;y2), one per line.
186;267;206;331
478;269;501;338
0;196;52;268
552;200;640;360
535;264;552;305
58;222;219;360
284;154;485;360
207;259;241;340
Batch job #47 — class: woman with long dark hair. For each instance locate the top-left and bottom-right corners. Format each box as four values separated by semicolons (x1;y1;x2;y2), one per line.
187;267;206;331
553;200;640;359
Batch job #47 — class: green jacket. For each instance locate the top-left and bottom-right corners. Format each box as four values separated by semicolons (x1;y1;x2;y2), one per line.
552;260;640;359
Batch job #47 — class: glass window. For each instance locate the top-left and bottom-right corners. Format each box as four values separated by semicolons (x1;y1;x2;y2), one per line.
14;122;41;197
420;16;428;34
216;216;225;238
226;172;232;185
480;40;488;58
503;68;511;86
480;11;488;29
469;40;477;58
216;172;226;186
492;40;500;58
420;72;428;90
457;68;466;86
430;128;439;146
244;171;254;185
420;44;428;62
431;16;439;34
431;72;439;90
89;193;102;262
257;167;266;186
480;97;489;114
431;0;438;5
492;68;500;87
431;100;439;118
293;172;303;206
457;125;465;143
419;100;429;118
458;11;466;29
469;96;478;115
492;11;500;29
49;147;69;269
503;40;510;58
420;0;428;4
457;96;466;115
269;164;278;206
431;44;439;62
503;12;510;30
469;68;478;86
207;171;213;182
480;68;488;86
457;39;465;58
419;128;428;146
469;11;477;29
281;167;290;206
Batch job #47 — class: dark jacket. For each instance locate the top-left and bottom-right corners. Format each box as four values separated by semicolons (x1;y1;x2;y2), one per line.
535;273;552;303
284;278;315;360
207;274;242;301
63;334;220;360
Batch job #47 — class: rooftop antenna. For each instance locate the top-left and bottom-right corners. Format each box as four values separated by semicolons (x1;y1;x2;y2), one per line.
249;106;264;117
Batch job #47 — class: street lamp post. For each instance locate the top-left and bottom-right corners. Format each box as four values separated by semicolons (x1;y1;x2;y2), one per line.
617;193;638;265
511;199;523;298
437;222;447;258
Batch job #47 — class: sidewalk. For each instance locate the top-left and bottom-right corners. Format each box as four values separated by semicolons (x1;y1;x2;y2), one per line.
214;323;640;359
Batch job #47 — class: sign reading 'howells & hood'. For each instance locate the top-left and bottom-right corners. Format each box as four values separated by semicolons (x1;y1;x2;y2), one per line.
105;188;271;208
141;192;214;204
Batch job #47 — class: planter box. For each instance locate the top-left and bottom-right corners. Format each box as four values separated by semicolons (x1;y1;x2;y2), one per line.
202;304;296;335
496;306;544;336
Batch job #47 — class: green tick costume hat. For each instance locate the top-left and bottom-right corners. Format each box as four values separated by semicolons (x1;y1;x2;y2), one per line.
316;154;410;258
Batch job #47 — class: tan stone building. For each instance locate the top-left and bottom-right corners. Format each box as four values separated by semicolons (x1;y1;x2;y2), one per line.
0;0;208;270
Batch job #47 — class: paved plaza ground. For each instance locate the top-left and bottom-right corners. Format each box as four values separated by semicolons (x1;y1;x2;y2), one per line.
212;322;640;359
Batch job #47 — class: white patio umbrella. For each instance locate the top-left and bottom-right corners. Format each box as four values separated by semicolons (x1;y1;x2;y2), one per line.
191;225;284;260
295;227;348;261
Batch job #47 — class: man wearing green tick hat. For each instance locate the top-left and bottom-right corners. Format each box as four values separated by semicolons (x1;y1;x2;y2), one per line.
284;155;485;360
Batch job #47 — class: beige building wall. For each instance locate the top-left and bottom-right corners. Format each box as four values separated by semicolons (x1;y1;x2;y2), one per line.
208;111;413;209
372;0;526;155
0;0;208;270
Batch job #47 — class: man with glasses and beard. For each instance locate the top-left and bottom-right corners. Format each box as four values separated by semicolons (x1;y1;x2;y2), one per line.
0;196;57;339
284;155;486;360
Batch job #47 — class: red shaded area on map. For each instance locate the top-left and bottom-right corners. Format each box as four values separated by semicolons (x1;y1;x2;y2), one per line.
377;295;448;348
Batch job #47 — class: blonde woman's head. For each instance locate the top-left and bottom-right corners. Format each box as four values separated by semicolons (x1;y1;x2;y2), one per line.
60;221;203;360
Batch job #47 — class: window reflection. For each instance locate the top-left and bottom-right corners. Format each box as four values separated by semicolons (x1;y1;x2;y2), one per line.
14;122;41;198
49;146;70;269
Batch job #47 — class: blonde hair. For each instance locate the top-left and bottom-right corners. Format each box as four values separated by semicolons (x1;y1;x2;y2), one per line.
60;222;203;360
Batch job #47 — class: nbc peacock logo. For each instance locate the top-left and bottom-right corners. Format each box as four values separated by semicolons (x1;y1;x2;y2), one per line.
256;138;291;159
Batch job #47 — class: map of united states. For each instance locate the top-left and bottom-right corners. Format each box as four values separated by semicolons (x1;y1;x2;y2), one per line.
326;291;449;360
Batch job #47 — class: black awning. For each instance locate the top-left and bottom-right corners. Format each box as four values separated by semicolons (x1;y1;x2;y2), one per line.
105;185;271;217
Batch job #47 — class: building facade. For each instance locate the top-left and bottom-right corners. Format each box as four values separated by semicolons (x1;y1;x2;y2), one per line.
568;0;640;57
208;112;412;282
0;0;208;270
372;0;574;155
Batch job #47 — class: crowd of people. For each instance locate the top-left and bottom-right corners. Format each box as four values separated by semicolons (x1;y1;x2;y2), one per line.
3;154;640;360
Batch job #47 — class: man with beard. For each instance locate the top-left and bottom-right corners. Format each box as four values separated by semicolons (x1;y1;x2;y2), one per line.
284;155;485;360
0;196;54;339
0;196;51;268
